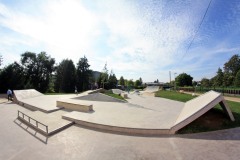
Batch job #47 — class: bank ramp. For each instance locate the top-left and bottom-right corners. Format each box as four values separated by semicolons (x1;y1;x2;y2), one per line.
170;90;235;133
144;86;160;93
72;93;126;103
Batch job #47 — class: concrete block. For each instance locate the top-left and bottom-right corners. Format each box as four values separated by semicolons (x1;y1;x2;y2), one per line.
57;100;93;112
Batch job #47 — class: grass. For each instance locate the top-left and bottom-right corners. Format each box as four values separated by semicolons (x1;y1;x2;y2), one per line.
155;90;197;102
155;90;240;134
103;90;126;101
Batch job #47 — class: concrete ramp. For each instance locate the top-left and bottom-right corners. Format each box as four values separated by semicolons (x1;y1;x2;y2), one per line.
72;93;126;103
14;89;78;113
112;89;123;94
14;89;43;101
170;91;235;134
81;88;105;95
144;86;159;93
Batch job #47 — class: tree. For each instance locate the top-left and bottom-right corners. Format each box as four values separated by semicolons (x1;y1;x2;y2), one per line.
97;63;109;89
213;68;224;87
201;78;211;88
76;56;92;92
0;55;2;67
128;79;134;87
224;54;240;77
21;52;55;93
55;59;76;93
119;76;125;86
108;70;118;89
134;80;141;88
175;73;193;87
223;72;234;87
234;70;240;87
124;79;128;87
154;79;159;83
0;62;25;93
192;81;198;86
139;77;143;86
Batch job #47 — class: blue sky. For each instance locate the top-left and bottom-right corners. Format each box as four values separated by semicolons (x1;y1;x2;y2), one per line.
0;0;240;82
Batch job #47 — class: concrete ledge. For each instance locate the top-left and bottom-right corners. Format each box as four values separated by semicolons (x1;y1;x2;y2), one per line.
121;93;128;98
62;114;170;135
17;100;63;113
57;100;93;112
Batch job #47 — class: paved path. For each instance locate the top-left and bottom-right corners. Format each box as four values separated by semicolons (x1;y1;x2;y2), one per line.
1;102;240;160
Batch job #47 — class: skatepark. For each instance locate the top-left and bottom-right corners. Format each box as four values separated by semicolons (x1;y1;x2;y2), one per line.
12;87;235;136
0;88;239;160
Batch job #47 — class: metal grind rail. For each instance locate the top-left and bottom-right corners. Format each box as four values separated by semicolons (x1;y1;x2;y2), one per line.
17;110;48;134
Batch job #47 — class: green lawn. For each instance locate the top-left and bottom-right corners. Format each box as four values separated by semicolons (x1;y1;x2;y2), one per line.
155;90;197;102
155;90;240;134
103;90;126;101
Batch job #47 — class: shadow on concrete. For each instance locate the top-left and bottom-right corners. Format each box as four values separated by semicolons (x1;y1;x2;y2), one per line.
74;123;240;140
176;127;240;141
2;101;14;104
73;124;172;138
14;119;48;144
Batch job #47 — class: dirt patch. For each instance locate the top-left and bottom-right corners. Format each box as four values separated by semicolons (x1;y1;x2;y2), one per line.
178;108;230;134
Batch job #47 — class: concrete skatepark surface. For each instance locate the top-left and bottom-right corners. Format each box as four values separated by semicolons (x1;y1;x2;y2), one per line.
1;102;240;160
144;86;160;93
12;89;235;135
14;89;79;112
63;96;184;130
18;109;74;135
72;93;126;103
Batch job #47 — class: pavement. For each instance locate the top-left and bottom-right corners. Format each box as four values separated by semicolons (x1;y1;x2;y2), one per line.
0;98;8;103
64;93;184;130
73;93;126;103
1;102;240;160
11;89;235;135
18;94;79;112
18;109;73;134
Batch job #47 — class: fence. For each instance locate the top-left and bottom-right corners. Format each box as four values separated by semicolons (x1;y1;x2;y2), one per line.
178;87;240;96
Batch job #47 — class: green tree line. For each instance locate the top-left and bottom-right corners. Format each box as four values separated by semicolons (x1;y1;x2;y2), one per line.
0;52;144;93
200;54;240;88
175;54;240;88
0;52;94;93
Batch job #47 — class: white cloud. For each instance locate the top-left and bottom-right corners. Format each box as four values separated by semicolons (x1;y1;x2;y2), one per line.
0;0;101;64
1;0;239;82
